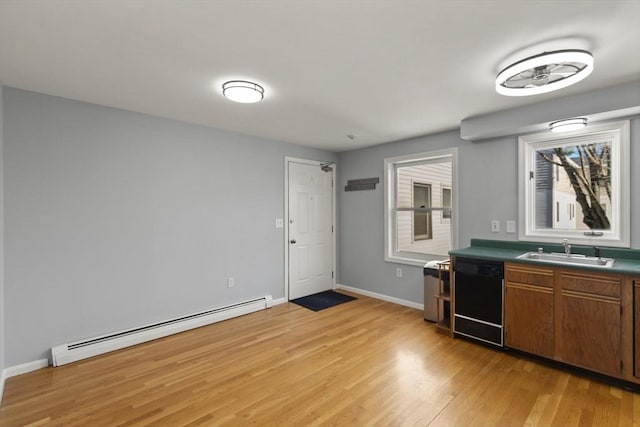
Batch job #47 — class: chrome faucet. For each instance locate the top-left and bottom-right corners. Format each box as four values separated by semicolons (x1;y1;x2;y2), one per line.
562;239;571;256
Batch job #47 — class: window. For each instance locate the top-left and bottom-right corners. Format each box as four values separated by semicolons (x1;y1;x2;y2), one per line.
413;183;432;240
519;120;630;247
442;187;452;220
385;148;458;265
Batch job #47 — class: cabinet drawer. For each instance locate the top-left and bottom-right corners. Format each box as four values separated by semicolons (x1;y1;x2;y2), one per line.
560;271;621;298
505;263;554;288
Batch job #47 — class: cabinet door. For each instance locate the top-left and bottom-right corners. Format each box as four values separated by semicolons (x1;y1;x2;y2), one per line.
559;271;622;377
504;263;555;358
635;281;640;378
505;283;554;357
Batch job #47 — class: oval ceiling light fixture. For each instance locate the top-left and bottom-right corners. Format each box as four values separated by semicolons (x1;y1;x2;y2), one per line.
222;80;264;103
549;117;588;133
496;49;593;96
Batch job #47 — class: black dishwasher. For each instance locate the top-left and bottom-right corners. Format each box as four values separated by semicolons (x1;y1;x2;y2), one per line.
453;257;504;347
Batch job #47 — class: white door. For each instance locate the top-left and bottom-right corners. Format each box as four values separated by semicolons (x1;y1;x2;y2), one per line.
288;161;334;300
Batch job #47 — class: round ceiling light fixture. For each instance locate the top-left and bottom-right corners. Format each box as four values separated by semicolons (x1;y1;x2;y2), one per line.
549;117;588;133
222;80;264;103
495;49;593;96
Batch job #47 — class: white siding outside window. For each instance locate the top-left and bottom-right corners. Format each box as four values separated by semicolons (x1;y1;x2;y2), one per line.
384;148;458;266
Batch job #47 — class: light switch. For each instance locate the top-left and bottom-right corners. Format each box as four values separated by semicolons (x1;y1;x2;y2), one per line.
275;218;284;228
491;220;500;232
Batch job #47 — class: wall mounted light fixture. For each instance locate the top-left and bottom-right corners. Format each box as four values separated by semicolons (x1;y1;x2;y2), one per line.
222;80;264;103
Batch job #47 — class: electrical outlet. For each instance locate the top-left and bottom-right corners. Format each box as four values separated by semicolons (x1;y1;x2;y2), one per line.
396;268;402;278
275;218;284;228
491;220;500;232
506;220;516;233
227;277;235;288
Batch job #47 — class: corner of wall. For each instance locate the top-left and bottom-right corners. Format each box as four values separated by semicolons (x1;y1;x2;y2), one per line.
0;368;5;404
0;359;49;402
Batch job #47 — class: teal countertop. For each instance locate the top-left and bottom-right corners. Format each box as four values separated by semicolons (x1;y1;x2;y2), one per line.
449;239;640;275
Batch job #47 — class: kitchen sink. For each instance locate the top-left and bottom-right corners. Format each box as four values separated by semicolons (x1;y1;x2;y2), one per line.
517;252;615;268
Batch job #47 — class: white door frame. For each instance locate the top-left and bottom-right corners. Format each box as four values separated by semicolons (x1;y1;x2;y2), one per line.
284;156;337;301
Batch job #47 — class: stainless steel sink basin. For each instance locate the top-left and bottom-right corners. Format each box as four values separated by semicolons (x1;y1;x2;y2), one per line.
517;252;615;268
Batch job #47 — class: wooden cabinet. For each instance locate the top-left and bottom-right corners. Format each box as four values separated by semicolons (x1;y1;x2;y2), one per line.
504;263;626;380
504;263;554;358
557;270;622;377
634;279;640;378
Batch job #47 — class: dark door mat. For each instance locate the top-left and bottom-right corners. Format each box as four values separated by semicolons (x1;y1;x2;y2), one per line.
291;290;357;312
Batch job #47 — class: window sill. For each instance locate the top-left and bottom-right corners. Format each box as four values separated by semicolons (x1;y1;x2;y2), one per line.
385;254;449;267
519;233;630;248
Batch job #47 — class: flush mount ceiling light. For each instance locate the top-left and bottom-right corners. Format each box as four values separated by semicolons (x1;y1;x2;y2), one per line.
495;49;593;96
222;80;264;103
549;117;588;133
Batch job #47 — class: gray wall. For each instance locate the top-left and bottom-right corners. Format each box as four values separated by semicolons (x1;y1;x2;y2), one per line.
338;130;466;304
2;82;639;367
2;87;336;366
338;101;640;306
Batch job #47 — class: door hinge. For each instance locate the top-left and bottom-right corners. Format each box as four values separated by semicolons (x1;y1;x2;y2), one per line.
332;271;334;279
621;360;624;371
621;305;623;315
529;171;534;180
332;225;334;232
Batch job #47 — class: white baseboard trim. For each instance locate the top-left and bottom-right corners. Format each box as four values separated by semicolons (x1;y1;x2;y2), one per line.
336;284;424;311
4;359;49;378
271;297;287;306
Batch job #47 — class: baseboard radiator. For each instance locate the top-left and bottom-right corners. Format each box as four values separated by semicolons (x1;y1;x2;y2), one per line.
51;295;273;367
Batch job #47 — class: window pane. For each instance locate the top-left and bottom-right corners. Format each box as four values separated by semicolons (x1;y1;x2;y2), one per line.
414;211;430;238
442;187;452;219
519;120;629;247
395;160;452;255
413;183;432;240
534;141;612;231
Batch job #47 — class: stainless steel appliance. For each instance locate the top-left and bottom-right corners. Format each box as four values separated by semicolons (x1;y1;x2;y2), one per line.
423;260;448;322
453;257;504;347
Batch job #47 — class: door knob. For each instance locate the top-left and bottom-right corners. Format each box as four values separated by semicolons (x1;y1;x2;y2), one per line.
290;239;296;244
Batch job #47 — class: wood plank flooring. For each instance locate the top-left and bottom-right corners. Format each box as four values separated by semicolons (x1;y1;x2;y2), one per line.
1;291;639;426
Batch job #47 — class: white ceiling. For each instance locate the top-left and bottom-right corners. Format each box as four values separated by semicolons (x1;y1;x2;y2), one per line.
1;1;639;152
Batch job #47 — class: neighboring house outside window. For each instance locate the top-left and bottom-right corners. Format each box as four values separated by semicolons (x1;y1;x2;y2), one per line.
442;187;452;220
519;120;630;247
413;182;432;241
385;148;458;265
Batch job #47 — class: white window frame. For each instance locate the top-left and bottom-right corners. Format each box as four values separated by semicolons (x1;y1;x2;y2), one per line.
518;120;630;247
384;148;458;266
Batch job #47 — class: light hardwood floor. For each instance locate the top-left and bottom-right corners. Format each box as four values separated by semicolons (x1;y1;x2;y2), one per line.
1;291;639;426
